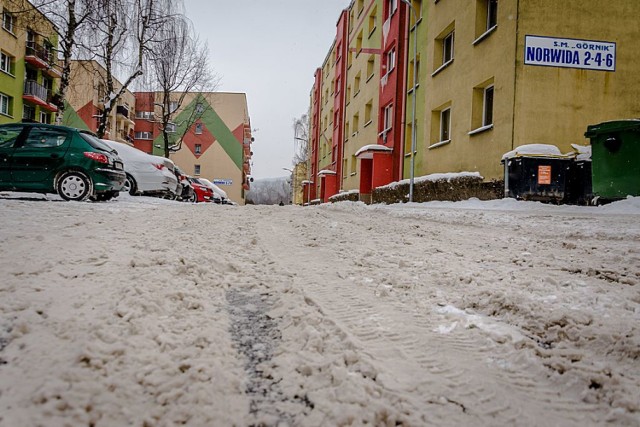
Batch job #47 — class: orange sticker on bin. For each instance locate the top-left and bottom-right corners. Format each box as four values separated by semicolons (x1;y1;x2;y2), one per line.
538;165;552;185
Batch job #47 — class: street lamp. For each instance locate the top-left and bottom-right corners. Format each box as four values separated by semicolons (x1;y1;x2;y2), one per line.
401;0;418;203
294;136;311;206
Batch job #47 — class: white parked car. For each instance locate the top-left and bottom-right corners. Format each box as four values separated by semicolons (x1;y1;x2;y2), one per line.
101;140;177;198
197;178;229;204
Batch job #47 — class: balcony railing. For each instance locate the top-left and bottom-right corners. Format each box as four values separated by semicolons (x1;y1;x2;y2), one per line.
24;80;49;102
116;105;130;119
25;42;53;67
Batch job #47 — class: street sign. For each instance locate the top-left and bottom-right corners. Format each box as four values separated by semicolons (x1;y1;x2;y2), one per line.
525;35;616;72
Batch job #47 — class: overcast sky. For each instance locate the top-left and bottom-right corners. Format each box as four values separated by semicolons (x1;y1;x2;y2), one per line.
184;1;349;179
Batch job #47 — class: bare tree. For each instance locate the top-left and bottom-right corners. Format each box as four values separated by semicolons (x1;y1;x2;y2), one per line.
77;0;172;138
32;0;93;123
292;111;310;165
143;14;217;158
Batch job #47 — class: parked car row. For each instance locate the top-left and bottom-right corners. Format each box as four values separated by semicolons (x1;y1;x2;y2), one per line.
0;123;233;204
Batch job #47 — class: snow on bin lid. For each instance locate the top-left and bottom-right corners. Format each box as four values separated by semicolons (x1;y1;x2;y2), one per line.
571;144;592;161
501;144;570;160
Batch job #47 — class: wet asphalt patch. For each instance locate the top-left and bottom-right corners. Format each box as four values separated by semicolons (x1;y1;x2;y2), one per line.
226;289;313;425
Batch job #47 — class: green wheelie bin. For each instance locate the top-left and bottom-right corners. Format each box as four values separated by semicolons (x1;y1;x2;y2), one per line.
584;119;640;201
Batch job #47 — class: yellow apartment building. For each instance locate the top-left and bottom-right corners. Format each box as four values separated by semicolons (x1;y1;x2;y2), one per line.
418;0;640;181
63;60;136;144
135;92;253;205
342;0;382;191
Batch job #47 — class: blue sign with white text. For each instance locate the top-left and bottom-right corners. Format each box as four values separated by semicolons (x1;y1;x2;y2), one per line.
525;35;616;72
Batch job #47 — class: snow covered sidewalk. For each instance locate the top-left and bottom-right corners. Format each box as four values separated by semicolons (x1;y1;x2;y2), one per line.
0;195;638;426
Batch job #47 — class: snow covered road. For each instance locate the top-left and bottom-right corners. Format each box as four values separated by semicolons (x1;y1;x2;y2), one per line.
0;195;638;426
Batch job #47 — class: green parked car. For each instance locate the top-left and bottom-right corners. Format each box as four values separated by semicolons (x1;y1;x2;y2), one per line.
0;123;126;201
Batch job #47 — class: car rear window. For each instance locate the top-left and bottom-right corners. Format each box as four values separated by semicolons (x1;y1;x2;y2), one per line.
79;132;116;153
0;125;24;148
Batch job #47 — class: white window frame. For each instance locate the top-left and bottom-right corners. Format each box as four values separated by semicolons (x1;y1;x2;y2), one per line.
195;123;203;135
0;51;12;75
483;85;494;127
165;122;176;133
388;0;397;16
443;31;454;64
385;47;396;75
40;111;50;124
382;103;393;133
135;111;154;120
440;108;451;142
2;11;15;34
0;93;10;116
195;144;202;154
135;131;153;140
487;0;498;31
194;164;201;176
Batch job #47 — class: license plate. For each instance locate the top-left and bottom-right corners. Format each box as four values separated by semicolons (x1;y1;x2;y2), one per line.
114;161;124;170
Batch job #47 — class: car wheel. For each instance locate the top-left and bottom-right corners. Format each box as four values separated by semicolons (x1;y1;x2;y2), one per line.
124;174;137;196
188;192;197;203
57;171;92;201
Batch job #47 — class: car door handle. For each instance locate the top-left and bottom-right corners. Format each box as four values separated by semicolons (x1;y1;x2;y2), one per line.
50;153;60;159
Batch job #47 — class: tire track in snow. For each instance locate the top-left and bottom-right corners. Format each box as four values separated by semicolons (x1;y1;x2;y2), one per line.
254;206;603;426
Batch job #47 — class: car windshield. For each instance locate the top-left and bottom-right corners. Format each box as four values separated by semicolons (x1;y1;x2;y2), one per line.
79;132;117;153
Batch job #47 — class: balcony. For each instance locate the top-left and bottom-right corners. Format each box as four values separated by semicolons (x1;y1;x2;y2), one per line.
25;42;61;78
23;80;58;112
116;105;135;126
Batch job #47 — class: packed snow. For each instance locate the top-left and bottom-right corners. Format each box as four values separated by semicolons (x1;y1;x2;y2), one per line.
0;193;638;426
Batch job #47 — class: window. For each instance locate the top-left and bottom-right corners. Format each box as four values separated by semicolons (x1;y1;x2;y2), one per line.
195;102;204;114
440;108;451;142
470;79;494;133
350;155;357;174
483;86;494;126
169;102;178;113
408;57;420;91
382;103;393;133
24;127;68;148
195;123;203;134
0;93;12;116
385;0;397;19
2;10;15;34
0;51;13;75
366;55;375;80
40;111;50;124
487;0;498;29
357;0;364;15
354;72;361;96
364;100;373;125
0;124;21;147
443;32;454;64
23;104;36;122
433;25;455;74
195;144;202;154
353;112;359;135
194;164;201;175
356;30;363;55
384;47;396;76
135;131;153;140
135;111;154;120
368;6;378;37
165;123;176;133
408;0;423;27
474;0;498;42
